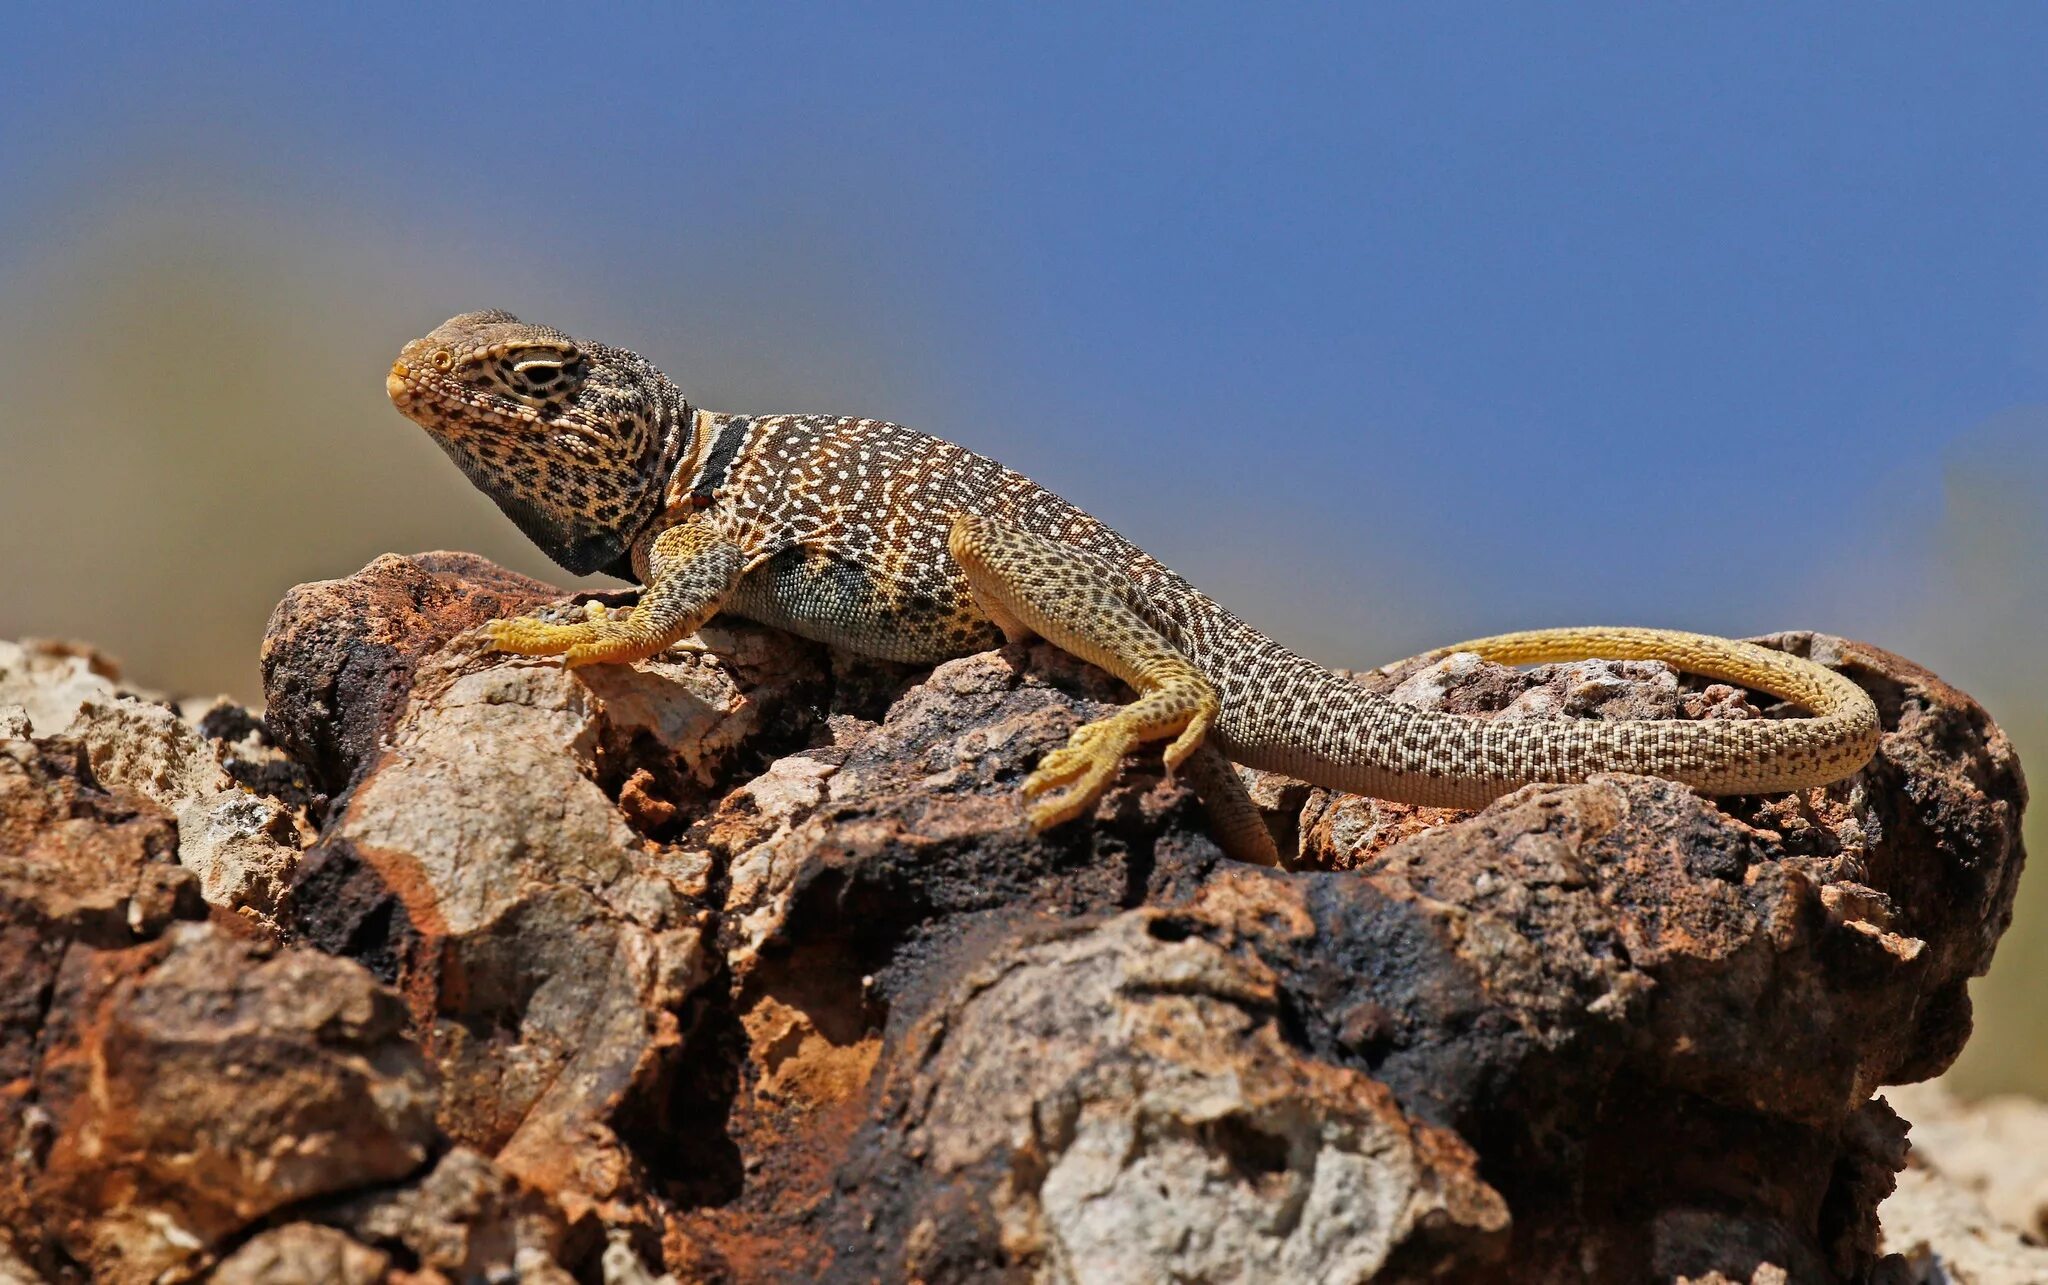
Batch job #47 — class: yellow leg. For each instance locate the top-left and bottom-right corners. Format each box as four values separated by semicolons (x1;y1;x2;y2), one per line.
484;521;745;668
949;514;1222;833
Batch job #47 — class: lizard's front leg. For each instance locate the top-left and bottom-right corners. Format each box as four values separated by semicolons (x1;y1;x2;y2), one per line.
948;515;1274;861
486;521;745;668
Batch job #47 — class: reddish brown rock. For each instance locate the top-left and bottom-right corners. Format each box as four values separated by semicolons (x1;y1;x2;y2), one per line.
273;554;839;1227
0;737;197;948
0;551;2026;1283
0;638;593;1283
28;923;436;1280
0;734;206;1262
260;551;564;794
316;1147;576;1283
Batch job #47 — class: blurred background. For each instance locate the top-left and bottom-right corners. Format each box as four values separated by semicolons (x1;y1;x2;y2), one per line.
1;7;2040;1093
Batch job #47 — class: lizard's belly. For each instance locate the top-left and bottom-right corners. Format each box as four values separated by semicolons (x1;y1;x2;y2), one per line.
724;546;1002;662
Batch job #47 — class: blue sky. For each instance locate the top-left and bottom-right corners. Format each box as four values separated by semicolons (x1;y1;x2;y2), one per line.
5;4;2046;651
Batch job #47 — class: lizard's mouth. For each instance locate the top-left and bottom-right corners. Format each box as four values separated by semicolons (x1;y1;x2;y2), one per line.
386;358;539;436
386;358;458;417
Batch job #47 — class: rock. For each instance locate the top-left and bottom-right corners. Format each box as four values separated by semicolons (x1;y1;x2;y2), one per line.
0;552;2028;1283
64;696;300;912
0;731;208;1264
846;907;1510;1282
0;1236;45;1285
0;639;304;913
0;640;126;738
210;1224;391;1285
1910;1086;2048;1241
273;553;833;1224
0;637;591;1283
319;1147;574;1284
260;550;564;794
28;922;436;1279
603;1230;683;1285
1878;1168;2048;1285
0;736;198;947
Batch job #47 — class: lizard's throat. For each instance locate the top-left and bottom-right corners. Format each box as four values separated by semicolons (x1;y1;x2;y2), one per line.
431;435;634;578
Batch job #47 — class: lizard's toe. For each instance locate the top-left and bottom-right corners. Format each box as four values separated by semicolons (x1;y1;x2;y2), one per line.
563;632;669;668
1021;693;1216;828
1025;766;1118;830
1022;718;1136;827
484;606;671;668
483;616;601;657
1024;724;1124;792
1159;701;1216;777
1021;747;1091;797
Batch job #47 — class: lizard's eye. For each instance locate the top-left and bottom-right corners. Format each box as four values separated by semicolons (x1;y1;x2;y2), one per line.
510;350;583;396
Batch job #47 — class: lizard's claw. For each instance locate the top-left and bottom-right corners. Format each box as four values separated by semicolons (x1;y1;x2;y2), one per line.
1160;704;1214;776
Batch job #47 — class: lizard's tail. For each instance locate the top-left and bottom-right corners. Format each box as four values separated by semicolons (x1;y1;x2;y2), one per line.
1212;625;1881;810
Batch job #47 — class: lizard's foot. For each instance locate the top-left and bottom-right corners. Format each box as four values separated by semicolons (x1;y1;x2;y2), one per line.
1022;682;1217;831
483;602;674;668
1022;717;1139;830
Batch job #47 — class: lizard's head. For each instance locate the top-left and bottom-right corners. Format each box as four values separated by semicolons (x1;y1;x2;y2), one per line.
387;310;687;576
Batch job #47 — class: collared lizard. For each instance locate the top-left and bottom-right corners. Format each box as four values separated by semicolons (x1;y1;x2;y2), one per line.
387;310;1880;865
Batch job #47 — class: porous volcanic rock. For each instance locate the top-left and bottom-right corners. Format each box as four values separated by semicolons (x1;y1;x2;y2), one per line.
0;551;2028;1283
30;924;437;1279
209;1224;393;1285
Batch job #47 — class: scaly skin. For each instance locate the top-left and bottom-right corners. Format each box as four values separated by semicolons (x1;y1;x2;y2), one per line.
387;311;1881;864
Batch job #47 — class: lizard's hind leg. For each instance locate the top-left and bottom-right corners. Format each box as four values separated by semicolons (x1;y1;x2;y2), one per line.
948;514;1237;840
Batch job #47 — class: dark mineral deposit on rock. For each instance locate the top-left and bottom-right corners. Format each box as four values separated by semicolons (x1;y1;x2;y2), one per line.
0;554;2028;1283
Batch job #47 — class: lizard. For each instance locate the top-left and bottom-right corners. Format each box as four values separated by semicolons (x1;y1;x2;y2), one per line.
386;309;1881;866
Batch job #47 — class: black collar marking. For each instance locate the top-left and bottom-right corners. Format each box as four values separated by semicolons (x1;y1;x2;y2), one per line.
690;415;752;507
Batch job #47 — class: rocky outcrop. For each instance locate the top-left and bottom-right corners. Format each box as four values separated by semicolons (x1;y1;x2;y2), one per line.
0;553;2028;1283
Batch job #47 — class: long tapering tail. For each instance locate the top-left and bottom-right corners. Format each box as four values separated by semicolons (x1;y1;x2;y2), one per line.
1210;626;1881;809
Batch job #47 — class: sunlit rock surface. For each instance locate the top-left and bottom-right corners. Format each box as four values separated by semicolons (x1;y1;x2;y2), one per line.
0;553;2027;1282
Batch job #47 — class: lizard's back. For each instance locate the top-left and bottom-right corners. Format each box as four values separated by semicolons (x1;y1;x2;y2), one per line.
710;412;1879;809
706;412;1222;663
